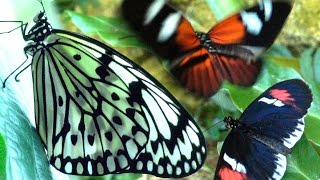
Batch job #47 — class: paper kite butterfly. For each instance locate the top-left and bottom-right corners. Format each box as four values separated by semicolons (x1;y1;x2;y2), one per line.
214;79;312;180
0;0;207;177
122;0;292;97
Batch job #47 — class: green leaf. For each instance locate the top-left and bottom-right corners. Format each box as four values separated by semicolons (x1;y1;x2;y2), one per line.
66;10;130;34
0;89;53;180
69;173;141;180
224;60;302;111
0;134;6;179
299;48;320;149
66;11;150;49
283;135;320;179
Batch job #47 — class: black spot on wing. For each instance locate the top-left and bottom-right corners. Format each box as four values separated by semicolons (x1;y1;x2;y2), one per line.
111;92;120;101
113;116;122;125
71;134;78;145
126;108;136;120
73;54;81;60
88;134;95;146
58;96;63;106
105;131;113;141
96;66;110;79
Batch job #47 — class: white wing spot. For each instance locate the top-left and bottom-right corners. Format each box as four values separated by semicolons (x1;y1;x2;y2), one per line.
184;162;190;173
166;164;173;174
202;146;206;154
144;0;166;25
76;162;83;174
240;12;263;35
65;162;72;174
88;161;93;175
223;153;247;173
259;97;285;107
118;155;128;168
260;0;272;21
176;167;182;176
147;160;153;171
97;162;104;175
196;152;202;164
55;158;61;169
158;12;181;42
137;161;143;170
106;156;116;172
126;139;138;159
191;160;197;170
157;165;164;174
272;153;287;179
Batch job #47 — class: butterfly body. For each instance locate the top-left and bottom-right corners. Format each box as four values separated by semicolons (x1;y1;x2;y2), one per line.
122;0;292;97
4;9;207;177
215;79;312;180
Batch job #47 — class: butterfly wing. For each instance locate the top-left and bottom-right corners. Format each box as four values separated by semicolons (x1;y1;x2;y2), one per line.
121;0;201;60
33;29;207;177
32;34;149;175
214;79;312;179
172;50;262;97
214;129;287;180
240;79;312;149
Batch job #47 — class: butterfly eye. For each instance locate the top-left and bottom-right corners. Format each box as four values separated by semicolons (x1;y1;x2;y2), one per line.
33;11;44;22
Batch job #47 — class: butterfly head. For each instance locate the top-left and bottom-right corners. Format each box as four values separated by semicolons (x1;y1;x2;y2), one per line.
223;116;239;129
33;11;46;22
25;12;52;44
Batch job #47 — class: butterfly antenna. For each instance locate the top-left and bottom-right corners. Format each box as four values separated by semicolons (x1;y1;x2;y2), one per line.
38;0;46;13
2;58;29;88
202;119;224;133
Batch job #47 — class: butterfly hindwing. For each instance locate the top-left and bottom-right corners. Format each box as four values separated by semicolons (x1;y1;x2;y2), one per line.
215;130;287;180
214;79;312;180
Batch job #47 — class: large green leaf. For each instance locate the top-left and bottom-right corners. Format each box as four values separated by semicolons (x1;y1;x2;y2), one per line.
299;48;320;150
283;135;320;179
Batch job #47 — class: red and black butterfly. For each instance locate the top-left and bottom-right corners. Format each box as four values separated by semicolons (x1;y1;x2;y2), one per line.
122;0;292;97
215;79;312;179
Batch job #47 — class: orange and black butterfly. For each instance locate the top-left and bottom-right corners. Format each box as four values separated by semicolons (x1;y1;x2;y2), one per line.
122;0;292;98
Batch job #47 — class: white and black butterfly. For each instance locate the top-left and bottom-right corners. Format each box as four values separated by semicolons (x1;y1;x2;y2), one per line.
0;1;207;177
215;79;312;179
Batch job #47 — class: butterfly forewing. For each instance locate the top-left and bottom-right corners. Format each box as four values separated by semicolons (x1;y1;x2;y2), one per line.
239;79;312;149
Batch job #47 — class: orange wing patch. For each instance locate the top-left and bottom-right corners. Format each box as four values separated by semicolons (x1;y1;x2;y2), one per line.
208;14;246;44
174;18;201;53
172;49;261;97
